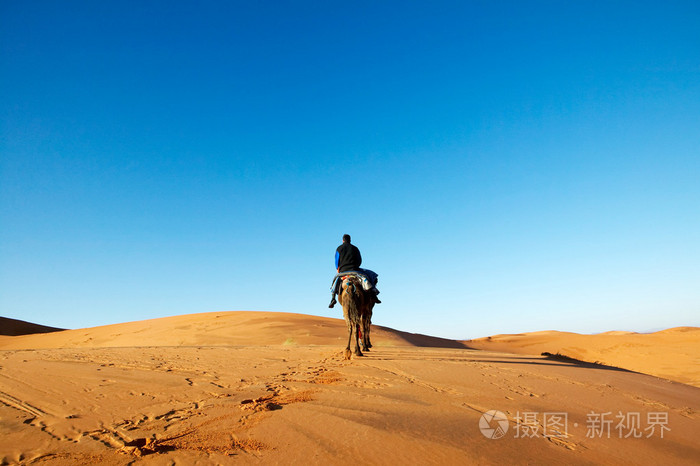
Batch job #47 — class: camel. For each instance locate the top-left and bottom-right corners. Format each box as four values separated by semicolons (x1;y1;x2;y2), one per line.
338;275;372;359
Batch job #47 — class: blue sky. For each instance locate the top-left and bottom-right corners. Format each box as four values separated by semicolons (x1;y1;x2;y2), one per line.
1;1;699;339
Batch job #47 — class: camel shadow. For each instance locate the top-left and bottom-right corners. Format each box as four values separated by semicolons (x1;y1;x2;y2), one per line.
364;343;639;375
468;353;639;374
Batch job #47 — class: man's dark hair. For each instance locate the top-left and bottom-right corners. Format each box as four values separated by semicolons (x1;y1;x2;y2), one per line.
343;234;351;243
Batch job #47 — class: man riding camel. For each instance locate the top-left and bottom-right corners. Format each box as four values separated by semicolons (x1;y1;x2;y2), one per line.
328;234;381;308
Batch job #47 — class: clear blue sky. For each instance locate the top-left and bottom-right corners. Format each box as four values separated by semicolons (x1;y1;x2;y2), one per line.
1;1;699;339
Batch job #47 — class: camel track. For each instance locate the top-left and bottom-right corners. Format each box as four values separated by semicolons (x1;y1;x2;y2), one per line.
0;390;46;418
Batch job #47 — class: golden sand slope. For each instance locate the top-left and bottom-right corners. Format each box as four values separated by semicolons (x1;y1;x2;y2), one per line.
1;312;698;465
0;312;465;350
465;327;700;388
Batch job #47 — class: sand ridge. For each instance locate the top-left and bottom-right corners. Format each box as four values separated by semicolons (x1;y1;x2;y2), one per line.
0;311;466;351
465;327;700;388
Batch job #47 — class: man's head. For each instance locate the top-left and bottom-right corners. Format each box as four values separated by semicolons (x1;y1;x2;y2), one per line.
343;234;351;243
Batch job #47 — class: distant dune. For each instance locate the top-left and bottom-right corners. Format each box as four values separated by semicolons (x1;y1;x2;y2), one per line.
465;327;700;388
0;311;467;351
0;316;64;336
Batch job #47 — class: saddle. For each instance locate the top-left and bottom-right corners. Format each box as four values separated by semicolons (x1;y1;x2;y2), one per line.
331;269;378;293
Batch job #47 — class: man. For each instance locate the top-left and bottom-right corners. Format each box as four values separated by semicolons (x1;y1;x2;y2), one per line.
328;234;380;308
335;233;362;273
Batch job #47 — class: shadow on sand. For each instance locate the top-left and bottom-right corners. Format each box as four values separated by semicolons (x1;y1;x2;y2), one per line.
377;325;474;349
466;353;638;374
539;351;638;373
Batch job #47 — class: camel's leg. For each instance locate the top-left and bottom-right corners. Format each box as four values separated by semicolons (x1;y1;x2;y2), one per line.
359;317;367;352
361;319;370;352
362;312;371;350
353;323;363;356
344;320;353;360
364;303;373;350
364;321;372;350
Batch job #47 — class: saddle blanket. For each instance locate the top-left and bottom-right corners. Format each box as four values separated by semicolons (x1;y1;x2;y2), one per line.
330;269;378;292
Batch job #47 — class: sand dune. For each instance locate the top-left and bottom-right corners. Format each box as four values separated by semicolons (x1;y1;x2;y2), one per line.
1;312;698;465
465;327;700;388
0;312;466;350
0;316;64;337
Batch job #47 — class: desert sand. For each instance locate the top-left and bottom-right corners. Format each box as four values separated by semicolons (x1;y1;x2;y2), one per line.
465;327;700;388
0;312;698;465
